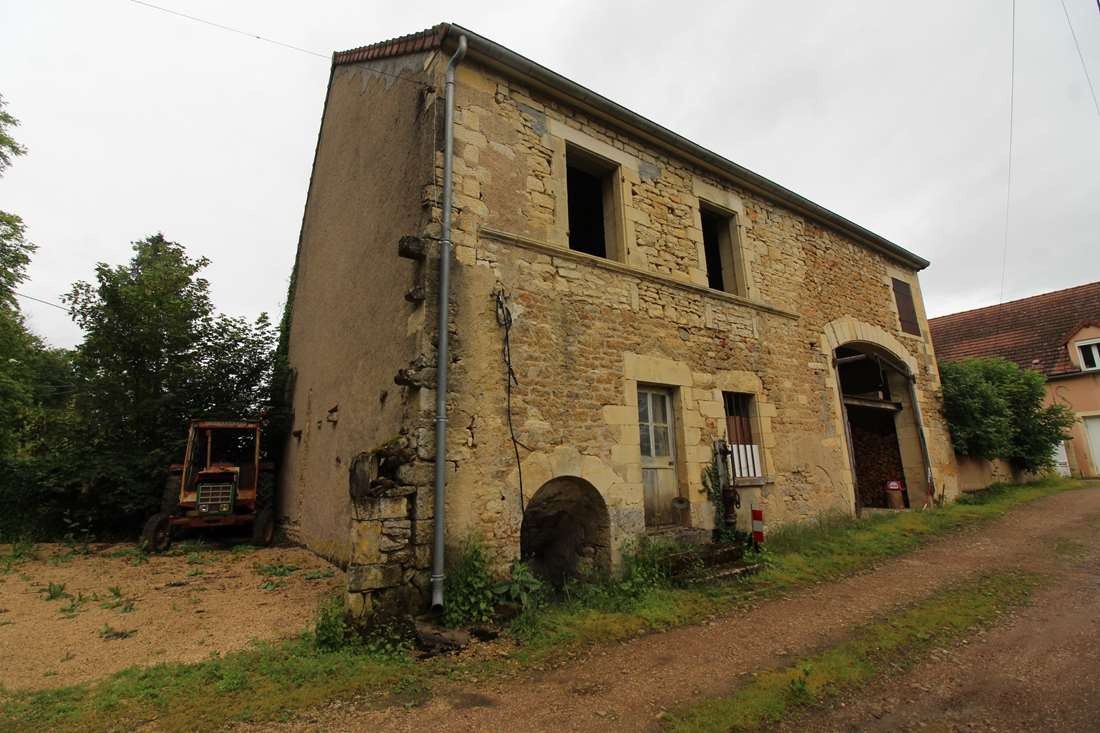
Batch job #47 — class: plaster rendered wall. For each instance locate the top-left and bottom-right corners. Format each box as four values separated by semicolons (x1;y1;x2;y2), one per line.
955;455;1026;492
412;60;959;572
1053;325;1100;477
279;55;436;565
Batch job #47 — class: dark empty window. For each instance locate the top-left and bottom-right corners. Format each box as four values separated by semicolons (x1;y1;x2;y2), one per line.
565;146;619;260
1080;341;1100;371
701;207;728;290
699;203;744;295
892;278;921;336
567;165;605;257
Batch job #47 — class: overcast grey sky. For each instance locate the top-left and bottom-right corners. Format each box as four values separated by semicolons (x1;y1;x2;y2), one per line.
2;0;1098;348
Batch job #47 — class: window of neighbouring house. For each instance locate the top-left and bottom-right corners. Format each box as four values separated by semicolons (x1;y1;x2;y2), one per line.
1079;339;1100;371
700;203;745;296
723;392;762;479
892;278;921;336
566;145;621;260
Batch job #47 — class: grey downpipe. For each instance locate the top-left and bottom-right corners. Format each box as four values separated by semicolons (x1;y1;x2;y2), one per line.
431;35;467;611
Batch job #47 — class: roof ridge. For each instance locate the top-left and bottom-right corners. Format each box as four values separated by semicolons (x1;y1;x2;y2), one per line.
929;280;1100;325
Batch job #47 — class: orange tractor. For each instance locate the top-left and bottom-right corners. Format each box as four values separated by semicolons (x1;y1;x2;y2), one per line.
142;419;276;551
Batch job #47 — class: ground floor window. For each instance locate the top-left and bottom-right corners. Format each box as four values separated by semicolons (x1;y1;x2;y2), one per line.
723;392;762;479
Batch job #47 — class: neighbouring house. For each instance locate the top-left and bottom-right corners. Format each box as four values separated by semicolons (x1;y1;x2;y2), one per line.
277;23;960;619
930;281;1100;486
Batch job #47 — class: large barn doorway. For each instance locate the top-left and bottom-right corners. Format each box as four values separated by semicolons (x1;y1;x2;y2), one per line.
835;344;930;511
520;477;611;586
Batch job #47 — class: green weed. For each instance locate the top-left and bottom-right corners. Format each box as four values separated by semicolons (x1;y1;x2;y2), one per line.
256;563;297;577
98;625;134;641
313;595;355;652
303;568;335;581
41;582;69;601
442;540;495;627
107;547;148;566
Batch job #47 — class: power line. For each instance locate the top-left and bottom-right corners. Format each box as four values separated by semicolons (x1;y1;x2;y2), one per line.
13;291;68;312
1060;0;1100;118
129;0;328;59
127;0;434;90
999;0;1016;304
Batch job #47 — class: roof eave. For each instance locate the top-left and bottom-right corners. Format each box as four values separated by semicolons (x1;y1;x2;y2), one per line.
335;23;930;272
441;24;930;271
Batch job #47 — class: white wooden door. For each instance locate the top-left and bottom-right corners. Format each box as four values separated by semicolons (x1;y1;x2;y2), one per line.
638;387;679;526
1085;417;1100;477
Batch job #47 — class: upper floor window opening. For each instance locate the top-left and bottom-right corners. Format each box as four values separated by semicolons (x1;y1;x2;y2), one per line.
1078;339;1100;371
891;278;921;336
699;202;746;296
565;145;622;261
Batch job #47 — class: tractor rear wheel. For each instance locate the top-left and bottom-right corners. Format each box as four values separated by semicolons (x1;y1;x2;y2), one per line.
161;473;182;515
252;506;275;546
142;512;172;553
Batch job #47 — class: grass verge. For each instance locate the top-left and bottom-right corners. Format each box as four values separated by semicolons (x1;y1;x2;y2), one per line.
507;477;1079;656
0;477;1083;732
662;569;1040;732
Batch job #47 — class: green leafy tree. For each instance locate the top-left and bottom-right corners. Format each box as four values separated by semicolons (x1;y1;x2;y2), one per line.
60;234;275;524
0;94;41;458
939;357;1076;473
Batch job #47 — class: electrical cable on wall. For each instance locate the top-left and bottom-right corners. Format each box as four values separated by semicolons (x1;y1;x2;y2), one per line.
494;285;529;513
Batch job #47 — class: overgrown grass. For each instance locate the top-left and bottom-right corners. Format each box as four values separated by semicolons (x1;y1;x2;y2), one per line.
0;478;1083;732
508;477;1080;655
663;570;1041;732
0;635;416;733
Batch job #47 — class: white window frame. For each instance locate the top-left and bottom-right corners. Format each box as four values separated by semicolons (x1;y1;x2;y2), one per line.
1077;338;1100;372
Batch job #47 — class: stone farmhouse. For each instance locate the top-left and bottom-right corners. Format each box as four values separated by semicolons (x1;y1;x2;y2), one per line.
277;23;960;618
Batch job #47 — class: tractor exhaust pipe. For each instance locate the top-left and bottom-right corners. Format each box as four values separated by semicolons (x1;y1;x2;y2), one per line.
431;34;467;612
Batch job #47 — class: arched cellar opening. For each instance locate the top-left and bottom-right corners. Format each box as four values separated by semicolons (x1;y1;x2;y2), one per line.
520;476;611;587
835;343;930;511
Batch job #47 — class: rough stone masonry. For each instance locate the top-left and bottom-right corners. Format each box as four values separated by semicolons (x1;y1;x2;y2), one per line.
276;24;960;621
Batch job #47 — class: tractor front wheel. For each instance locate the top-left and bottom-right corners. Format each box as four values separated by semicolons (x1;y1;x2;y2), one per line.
252;507;275;546
142;512;172;553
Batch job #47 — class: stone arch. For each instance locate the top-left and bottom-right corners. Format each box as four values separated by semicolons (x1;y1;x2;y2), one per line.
825;319;933;513
822;316;918;374
520;476;611;586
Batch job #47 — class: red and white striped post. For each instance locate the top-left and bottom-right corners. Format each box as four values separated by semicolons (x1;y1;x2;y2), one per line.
751;506;765;546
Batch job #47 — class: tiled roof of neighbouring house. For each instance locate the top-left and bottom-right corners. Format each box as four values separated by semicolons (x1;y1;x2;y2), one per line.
929;282;1100;378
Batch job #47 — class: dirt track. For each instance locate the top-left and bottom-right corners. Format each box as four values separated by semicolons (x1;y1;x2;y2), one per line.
784;514;1100;732
247;484;1100;733
0;542;342;691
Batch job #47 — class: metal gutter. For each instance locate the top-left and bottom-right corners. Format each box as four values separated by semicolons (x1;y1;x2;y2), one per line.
436;23;930;272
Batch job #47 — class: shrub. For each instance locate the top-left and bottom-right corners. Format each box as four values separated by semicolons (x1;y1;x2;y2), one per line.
442;540;495;627
940;357;1075;472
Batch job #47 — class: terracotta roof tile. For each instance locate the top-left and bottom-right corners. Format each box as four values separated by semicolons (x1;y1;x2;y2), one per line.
929;282;1100;378
332;25;445;66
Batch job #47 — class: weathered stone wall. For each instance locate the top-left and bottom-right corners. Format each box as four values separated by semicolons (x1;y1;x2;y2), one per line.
287;50;960;618
412;59;959;571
